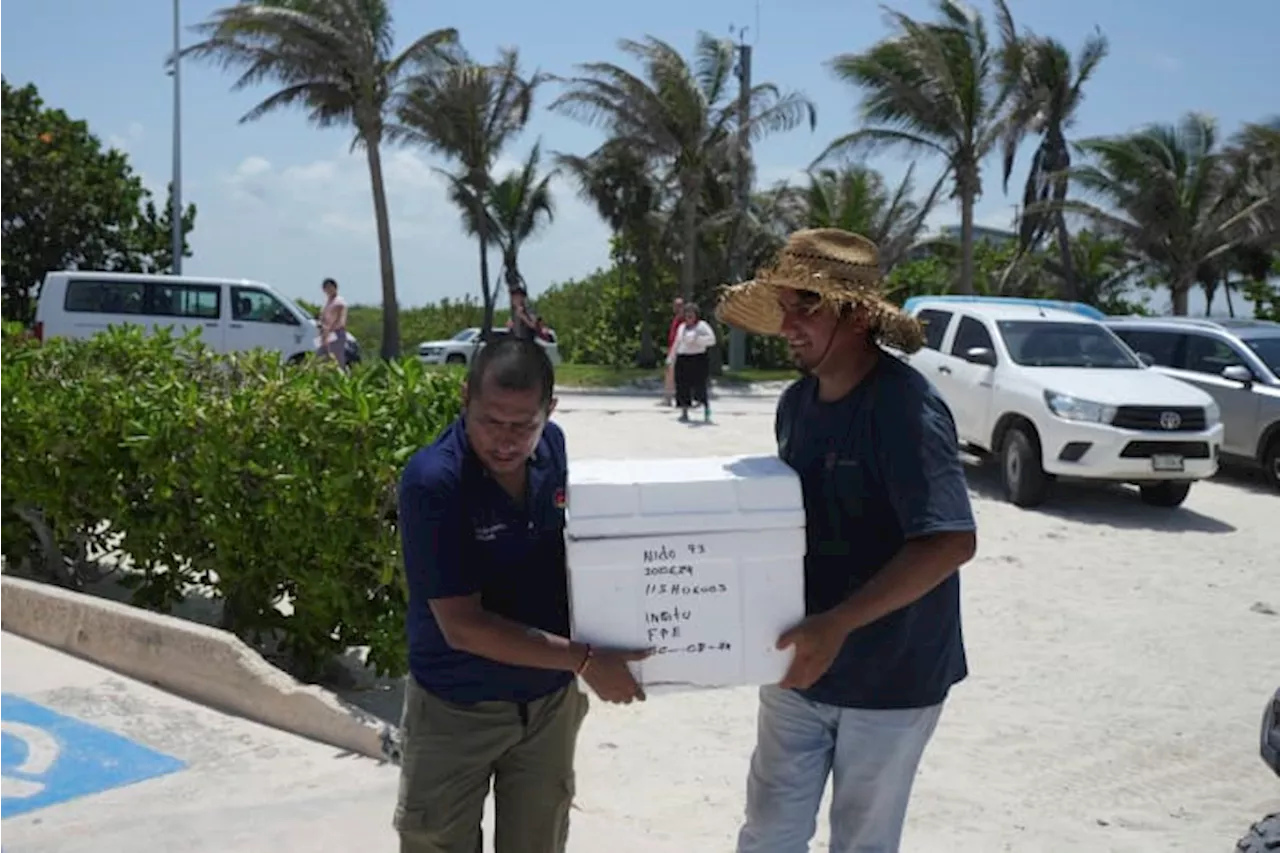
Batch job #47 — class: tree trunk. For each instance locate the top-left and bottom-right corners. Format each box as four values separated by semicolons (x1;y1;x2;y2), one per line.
957;189;976;295
503;249;521;294
636;232;656;368
1053;210;1078;302
364;140;399;360
478;231;495;339
679;176;700;301
1225;276;1236;317
1171;276;1191;316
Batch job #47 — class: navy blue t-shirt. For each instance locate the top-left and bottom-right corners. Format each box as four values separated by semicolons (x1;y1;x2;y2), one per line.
776;353;975;710
398;418;574;705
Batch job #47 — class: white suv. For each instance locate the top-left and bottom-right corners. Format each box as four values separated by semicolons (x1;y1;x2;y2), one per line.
417;327;562;367
898;299;1225;508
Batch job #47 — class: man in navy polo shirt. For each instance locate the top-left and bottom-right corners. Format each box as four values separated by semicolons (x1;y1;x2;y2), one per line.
717;229;978;853
394;337;649;853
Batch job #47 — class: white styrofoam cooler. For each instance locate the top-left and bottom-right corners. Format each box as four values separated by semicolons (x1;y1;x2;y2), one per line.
565;455;806;693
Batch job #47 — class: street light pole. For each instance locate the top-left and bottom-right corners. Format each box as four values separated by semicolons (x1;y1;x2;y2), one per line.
170;0;184;275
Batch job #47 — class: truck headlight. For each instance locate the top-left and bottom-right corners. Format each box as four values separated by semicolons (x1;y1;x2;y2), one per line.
1044;391;1118;424
1204;401;1221;426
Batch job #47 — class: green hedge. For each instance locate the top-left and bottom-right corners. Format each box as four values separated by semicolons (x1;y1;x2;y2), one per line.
0;324;462;679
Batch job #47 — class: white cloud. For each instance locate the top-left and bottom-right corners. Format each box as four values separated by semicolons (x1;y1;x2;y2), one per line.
186;143;612;309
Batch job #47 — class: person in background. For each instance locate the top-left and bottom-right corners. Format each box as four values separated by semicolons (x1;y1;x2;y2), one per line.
716;229;977;853
663;297;685;406
672;302;717;423
319;277;348;368
394;336;651;853
534;317;556;343
508;287;539;341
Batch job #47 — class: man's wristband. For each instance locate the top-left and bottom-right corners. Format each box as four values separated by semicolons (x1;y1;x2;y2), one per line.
575;644;594;676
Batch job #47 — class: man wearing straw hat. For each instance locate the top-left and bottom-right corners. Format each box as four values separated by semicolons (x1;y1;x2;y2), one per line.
717;229;977;853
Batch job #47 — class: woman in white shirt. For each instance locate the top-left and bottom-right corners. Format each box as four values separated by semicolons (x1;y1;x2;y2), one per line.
669;302;717;423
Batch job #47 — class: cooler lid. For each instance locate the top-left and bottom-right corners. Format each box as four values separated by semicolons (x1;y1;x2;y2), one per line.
565;454;804;540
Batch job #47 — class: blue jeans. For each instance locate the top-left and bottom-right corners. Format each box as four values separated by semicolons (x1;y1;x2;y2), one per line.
737;685;944;853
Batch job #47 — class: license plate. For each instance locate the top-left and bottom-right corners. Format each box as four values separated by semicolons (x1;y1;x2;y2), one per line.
1151;454;1185;472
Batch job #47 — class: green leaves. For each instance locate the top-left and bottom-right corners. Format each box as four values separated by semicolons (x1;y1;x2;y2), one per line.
1;325;462;680
1;79;198;323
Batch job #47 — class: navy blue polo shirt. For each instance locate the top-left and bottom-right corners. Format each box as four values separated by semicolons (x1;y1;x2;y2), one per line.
398;417;573;705
775;353;975;710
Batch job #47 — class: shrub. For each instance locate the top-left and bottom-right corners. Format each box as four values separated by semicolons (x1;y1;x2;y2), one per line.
0;325;462;679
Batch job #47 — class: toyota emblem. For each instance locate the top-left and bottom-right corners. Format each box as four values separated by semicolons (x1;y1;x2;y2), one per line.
1159;411;1182;430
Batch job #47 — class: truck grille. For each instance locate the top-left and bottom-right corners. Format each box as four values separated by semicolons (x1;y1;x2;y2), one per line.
1112;406;1205;432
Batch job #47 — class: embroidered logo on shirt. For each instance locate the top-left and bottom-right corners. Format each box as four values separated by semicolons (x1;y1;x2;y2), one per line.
474;523;508;542
554;487;566;509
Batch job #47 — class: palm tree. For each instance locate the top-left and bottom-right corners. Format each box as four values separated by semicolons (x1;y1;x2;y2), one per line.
1048;229;1141;314
801;163;945;274
1224;117;1280;304
394;48;542;336
996;9;1109;301
550;32;816;301
183;0;458;360
556;141;665;364
1060;113;1275;315
821;0;1014;294
487;142;556;295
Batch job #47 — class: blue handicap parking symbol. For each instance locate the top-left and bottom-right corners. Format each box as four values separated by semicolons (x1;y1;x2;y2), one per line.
2;693;186;818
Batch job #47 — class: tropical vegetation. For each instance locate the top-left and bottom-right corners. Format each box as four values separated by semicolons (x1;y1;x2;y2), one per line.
4;0;1278;354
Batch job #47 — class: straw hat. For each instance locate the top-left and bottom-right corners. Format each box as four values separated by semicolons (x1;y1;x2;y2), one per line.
715;228;925;354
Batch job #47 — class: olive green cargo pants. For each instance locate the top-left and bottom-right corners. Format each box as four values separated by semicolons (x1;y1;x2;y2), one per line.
393;677;590;853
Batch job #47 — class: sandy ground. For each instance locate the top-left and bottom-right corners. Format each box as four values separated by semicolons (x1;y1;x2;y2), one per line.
533;390;1280;852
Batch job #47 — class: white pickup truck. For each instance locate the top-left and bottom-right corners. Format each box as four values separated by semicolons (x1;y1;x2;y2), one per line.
896;299;1225;508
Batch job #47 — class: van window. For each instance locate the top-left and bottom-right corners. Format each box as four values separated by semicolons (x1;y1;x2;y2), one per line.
1113;329;1179;366
950;316;995;359
62;278;220;320
64;279;147;315
149;283;221;319
231;288;300;326
916;309;953;351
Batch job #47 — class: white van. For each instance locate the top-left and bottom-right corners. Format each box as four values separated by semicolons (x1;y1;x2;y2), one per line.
33;271;355;363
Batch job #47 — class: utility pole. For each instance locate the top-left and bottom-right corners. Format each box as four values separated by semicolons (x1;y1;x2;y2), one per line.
170;0;184;275
727;31;752;372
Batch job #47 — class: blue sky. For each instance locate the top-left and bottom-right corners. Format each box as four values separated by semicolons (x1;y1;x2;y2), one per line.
3;0;1276;312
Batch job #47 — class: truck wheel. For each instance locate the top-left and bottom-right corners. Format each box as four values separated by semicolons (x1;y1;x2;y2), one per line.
1000;426;1051;507
1138;481;1191;508
1263;437;1279;492
445;354;466;366
1234;812;1280;852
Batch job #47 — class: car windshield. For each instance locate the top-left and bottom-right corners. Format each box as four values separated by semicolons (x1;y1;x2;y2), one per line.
451;329;477;342
1242;336;1280;375
997;320;1141;369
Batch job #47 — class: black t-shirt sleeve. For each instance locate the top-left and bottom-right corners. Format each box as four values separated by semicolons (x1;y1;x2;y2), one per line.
398;463;477;600
877;386;976;539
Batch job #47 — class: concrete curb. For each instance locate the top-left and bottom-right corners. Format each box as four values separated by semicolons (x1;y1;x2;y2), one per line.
1;575;392;762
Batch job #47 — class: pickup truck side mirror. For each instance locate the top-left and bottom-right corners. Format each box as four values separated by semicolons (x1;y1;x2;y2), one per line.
964;346;997;367
1222;364;1254;384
